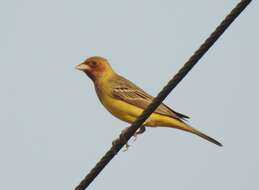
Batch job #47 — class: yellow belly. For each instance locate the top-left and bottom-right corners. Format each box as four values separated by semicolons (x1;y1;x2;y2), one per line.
100;94;183;128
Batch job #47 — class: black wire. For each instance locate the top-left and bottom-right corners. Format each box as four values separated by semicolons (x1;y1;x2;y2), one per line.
74;1;252;189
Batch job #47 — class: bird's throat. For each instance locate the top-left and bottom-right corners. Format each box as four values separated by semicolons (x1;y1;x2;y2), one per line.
84;71;96;81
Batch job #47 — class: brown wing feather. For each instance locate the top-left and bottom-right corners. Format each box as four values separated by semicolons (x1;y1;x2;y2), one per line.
110;74;189;120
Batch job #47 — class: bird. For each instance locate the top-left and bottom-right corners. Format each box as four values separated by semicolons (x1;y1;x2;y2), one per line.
76;56;222;148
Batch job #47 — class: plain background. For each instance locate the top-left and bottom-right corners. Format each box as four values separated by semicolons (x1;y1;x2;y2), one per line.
1;1;258;189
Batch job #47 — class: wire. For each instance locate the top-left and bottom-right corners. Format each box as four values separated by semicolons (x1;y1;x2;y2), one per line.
74;1;252;189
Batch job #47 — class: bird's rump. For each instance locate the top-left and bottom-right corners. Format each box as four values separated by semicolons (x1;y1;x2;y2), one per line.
109;74;189;120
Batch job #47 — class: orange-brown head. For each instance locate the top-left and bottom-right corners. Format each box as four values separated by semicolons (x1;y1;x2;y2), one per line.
76;56;114;82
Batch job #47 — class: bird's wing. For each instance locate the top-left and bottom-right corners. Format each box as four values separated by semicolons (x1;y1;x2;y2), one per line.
110;75;189;120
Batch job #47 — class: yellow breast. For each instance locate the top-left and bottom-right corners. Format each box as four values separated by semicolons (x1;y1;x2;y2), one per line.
99;92;182;128
95;79;182;128
100;93;142;123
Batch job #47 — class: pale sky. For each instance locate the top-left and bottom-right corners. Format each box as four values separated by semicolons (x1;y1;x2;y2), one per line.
1;1;258;190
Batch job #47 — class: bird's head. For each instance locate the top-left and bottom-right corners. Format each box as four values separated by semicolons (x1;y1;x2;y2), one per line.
76;56;113;82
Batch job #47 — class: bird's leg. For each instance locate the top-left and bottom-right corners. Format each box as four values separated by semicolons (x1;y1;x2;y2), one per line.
112;127;131;152
121;127;130;151
112;126;146;152
133;126;146;142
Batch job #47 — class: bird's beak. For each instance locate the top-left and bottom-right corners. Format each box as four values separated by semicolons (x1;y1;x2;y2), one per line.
75;63;90;71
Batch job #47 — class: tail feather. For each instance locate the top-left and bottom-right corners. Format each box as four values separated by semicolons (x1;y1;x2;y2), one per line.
176;122;222;147
192;128;222;147
151;114;222;146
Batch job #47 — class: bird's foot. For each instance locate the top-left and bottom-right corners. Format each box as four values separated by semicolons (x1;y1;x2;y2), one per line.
133;126;146;142
112;126;146;153
112;127;131;153
120;127;130;151
122;142;130;152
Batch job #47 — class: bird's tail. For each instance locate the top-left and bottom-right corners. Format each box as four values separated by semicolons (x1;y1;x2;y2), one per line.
186;124;222;146
166;118;222;146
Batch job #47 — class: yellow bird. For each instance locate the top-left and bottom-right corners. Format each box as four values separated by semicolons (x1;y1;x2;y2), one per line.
76;56;222;147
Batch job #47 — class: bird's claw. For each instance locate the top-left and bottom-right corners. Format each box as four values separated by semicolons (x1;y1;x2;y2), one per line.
133;126;146;142
112;127;131;152
112;126;146;153
120;127;130;151
123;143;130;152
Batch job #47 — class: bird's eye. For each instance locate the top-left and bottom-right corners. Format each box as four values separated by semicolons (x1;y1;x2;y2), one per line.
90;61;97;67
